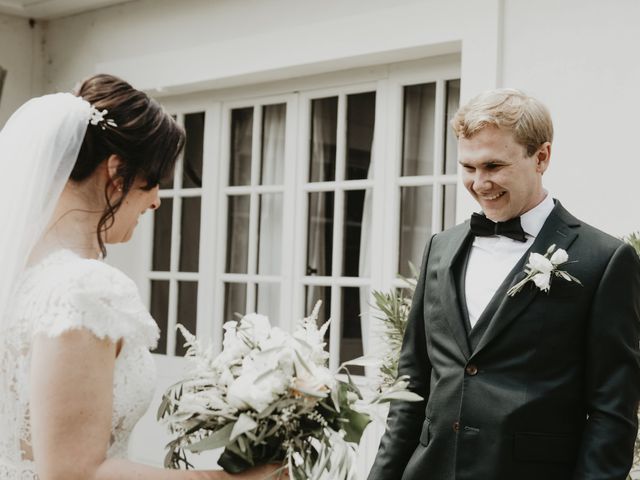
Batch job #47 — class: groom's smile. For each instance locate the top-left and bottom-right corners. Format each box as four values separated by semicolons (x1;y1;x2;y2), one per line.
458;125;550;222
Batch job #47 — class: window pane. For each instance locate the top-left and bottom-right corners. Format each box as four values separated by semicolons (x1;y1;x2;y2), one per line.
176;281;198;356
341;287;366;376
150;280;169;355
152;198;172;271
257;193;282;275
444;79;461;175
442;184;457;230
226;195;250;273
346;92;375;180
342;190;368;277
399;186;433;276
224;282;247;323
260;103;286;185
309;97;337;182
256;283;280;322
183;112;205;188
230;107;253;186
304;285;331;342
401;83;436;176
306;192;334;277
180;197;201;272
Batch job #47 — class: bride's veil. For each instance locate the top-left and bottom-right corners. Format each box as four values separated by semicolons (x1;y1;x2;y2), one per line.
0;93;90;329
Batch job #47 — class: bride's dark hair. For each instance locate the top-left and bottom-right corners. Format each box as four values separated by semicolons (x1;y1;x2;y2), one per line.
72;74;185;257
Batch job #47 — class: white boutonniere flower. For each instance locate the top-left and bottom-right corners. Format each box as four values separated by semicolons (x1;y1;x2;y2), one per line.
507;244;582;297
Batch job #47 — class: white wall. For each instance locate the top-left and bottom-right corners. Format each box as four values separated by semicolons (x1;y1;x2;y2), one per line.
0;13;43;125
6;0;639;236
39;0;503;274
502;0;640;236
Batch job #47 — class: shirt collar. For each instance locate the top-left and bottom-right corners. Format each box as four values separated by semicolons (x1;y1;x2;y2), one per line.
520;191;554;238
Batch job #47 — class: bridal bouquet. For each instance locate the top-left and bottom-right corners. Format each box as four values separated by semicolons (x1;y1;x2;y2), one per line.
158;304;421;479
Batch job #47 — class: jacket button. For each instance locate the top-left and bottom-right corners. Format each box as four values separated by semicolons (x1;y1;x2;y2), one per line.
452;421;460;432
465;364;479;376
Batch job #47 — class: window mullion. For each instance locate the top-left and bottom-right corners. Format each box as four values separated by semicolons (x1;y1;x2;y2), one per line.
432;80;446;233
197;102;222;347
246;106;263;313
293;96;311;322
329;94;348;370
280;96;299;330
166;113;186;357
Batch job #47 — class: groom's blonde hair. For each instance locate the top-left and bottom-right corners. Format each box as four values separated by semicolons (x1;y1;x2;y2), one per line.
451;88;553;156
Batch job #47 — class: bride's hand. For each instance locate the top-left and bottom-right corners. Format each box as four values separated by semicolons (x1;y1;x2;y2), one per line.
230;463;288;479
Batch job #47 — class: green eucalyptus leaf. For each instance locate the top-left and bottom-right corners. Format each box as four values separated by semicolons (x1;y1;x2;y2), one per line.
184;422;234;453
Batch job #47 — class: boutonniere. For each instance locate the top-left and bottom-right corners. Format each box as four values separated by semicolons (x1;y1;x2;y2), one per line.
507;244;582;297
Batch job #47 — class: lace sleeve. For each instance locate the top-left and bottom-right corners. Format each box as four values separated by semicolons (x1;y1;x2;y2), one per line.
26;258;159;349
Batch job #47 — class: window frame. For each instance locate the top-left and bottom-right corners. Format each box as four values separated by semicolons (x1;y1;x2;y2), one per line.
142;55;461;366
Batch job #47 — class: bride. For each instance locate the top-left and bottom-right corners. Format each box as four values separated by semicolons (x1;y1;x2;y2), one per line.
0;74;279;480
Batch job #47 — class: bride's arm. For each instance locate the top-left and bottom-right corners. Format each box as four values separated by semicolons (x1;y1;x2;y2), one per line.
30;329;278;480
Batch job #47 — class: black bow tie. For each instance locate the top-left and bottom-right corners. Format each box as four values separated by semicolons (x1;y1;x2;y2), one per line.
470;213;527;242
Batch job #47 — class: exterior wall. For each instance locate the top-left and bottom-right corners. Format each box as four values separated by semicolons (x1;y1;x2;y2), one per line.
39;0;503;274
0;13;44;125
501;0;640;237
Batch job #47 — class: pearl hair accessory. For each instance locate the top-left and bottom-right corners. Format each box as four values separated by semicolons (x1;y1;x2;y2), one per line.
89;105;117;130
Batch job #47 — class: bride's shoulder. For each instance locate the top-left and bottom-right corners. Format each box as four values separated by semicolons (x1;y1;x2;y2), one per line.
17;249;158;348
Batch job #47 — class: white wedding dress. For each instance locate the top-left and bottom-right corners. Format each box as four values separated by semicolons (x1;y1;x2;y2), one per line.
0;249;160;479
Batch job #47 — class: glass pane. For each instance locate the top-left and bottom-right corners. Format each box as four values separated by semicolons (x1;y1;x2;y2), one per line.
226;195;250;273
341;287;366;376
346;92;376;180
309;97;338;182
224;282;247;323
256;283;280;322
230;107;253;186
180;197;201;272
442;184;457;230
444;79;461;174
342;190;368;277
402;83;436;176
176;281;198;356
152;198;172;271
150;280;169;355
260;104;286;185
399;186;433;277
257;193;282;275
304;285;331;343
183;112;205;188
306;192;334;277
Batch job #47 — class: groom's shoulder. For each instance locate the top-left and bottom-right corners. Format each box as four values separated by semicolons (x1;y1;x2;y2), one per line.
433;220;470;242
553;201;625;253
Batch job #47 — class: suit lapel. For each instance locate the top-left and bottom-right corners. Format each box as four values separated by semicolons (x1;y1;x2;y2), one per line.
439;224;474;360
470;201;580;357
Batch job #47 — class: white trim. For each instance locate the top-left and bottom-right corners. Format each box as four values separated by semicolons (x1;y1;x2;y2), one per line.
196;101;222;346
147;56;461;368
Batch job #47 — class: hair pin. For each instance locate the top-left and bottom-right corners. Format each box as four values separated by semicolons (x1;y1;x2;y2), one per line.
89;105;118;130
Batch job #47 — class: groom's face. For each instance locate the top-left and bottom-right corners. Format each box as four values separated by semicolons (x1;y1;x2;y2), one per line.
458;126;549;222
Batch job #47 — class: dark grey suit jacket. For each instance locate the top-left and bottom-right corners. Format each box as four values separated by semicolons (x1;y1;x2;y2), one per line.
368;201;640;480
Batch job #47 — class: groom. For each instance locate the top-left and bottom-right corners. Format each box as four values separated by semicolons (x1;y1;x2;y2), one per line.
368;89;640;480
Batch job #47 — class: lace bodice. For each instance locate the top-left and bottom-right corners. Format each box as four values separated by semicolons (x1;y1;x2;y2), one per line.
0;249;159;479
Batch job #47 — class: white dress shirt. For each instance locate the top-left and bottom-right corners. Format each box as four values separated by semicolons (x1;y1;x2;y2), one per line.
464;193;555;328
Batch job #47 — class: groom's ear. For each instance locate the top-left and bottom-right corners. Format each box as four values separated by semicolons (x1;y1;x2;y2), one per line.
535;142;551;174
105;154;124;191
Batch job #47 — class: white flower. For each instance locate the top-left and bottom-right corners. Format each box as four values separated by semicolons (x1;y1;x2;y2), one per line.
531;272;551;292
527;252;554;275
507;244;582;297
227;369;289;412
550;248;569;265
241;313;272;345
